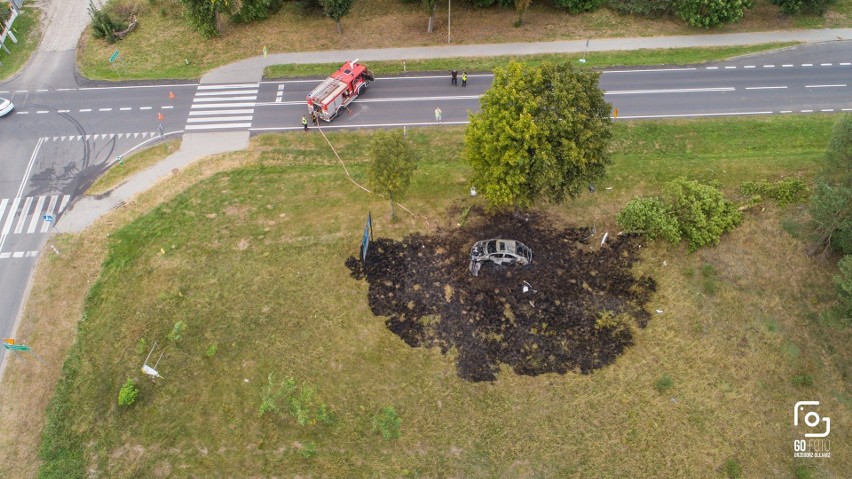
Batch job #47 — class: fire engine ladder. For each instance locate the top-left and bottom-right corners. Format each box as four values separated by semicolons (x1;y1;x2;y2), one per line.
309;78;345;102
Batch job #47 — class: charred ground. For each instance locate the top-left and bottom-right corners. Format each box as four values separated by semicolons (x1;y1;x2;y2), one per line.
347;210;656;382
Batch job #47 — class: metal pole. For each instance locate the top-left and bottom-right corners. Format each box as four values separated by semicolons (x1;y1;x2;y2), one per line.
447;0;451;44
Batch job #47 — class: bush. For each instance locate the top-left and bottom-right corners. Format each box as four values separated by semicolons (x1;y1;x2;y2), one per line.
770;0;835;14
168;320;187;343
676;0;754;28
616;197;681;244
741;178;808;206
821;255;852;327
723;458;743;479
373;406;402;440
118;378;139;406
809;182;852;255
552;0;605;13
792;373;814;388
259;374;335;426
655;374;674;393
607;0;674;17
232;0;285;22
0;3;11;23
664;177;743;251
88;0;126;43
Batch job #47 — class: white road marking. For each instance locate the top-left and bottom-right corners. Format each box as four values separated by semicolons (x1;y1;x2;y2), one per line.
780;110;793;113
0;251;40;260
120;107;132;111
821;109;835;112
745;86;788;90
99;108;112;111
193;96;258;102
0;200;7;229
802;109;814;112
706;67;719;70
803;63;813;66
806;84;846;88
41;195;59;233
16;111;28;114
185;123;253;130
190;102;257;109
744;66;755;69
14;197;33;234
782;64;793;67
186;116;253;123
617;111;773;119
79;108;91;112
764;65;776;68
161;106;174;109
840;63;851;66
605;87;735;95
58;109;69;113
821;63;832;66
1;199;20;235
37;110;49;114
724;66;736;69
197;83;259;90
140;106;152;110
195;89;258;96
27;196;46;233
189;109;254;116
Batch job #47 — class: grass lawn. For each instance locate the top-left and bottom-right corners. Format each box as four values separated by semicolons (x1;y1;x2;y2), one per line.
0;7;41;81
0;115;845;477
76;0;850;80
86;140;180;196
264;42;799;79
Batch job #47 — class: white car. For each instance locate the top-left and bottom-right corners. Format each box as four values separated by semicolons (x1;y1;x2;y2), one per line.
469;238;533;276
0;98;13;117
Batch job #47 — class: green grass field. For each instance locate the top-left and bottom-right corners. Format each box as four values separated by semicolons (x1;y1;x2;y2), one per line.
33;115;850;478
0;8;41;81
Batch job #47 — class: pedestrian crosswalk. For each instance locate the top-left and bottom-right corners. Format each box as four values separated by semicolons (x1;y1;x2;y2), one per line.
0;194;71;236
186;83;258;131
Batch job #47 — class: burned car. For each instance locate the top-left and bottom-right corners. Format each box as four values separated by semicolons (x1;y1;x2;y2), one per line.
469;239;533;276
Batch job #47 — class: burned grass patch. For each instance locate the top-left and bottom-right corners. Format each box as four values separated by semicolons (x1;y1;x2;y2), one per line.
347;210;656;381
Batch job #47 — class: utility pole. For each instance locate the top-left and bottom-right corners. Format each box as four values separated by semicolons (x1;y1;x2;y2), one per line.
447;0;451;44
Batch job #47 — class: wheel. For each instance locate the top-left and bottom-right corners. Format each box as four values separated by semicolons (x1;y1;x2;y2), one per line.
337;106;345;118
357;84;366;96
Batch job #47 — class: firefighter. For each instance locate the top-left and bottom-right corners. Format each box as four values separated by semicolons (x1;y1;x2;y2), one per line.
461;72;467;87
435;107;442;123
451;69;458;86
311;111;319;126
302;115;308;131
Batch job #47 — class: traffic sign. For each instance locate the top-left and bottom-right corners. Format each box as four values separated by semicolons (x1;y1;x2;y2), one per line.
43;214;54;223
109;50;119;63
3;344;30;352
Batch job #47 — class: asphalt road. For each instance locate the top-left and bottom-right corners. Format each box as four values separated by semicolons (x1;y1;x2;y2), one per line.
0;44;850;363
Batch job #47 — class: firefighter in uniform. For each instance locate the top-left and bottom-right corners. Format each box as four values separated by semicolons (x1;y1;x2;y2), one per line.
461;72;467;87
302;115;308;131
451;69;458;86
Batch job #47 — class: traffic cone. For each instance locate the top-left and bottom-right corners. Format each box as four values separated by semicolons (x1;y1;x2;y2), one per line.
169;91;175;100
157;112;165;121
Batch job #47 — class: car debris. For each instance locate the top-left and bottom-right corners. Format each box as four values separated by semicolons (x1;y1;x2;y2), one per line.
469;238;533;276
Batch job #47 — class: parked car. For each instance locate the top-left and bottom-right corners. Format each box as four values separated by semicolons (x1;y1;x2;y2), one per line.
469;238;533;276
0;98;13;117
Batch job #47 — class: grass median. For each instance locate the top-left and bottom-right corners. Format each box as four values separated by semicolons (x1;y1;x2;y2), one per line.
0;8;41;81
264;43;799;79
7;115;848;478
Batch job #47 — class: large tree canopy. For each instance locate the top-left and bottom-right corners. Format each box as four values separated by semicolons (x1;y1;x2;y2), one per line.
464;61;613;210
368;130;419;220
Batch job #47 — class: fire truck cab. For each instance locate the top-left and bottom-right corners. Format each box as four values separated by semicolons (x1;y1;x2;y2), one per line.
307;59;374;122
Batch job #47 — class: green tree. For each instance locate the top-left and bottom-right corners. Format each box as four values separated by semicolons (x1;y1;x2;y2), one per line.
464;61;612;211
663;177;742;251
616;197;681;244
826;255;852;326
180;0;231;38
675;0;754;28
514;0;532;26
810;114;852;255
770;0;835;14
368;130;419;220
88;1;126;43
320;0;354;34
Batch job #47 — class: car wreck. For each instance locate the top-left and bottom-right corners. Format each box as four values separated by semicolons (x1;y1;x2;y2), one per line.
469;238;533;276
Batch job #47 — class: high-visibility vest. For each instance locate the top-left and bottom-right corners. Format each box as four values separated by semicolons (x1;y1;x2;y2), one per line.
462;74;467;81
302;117;308;125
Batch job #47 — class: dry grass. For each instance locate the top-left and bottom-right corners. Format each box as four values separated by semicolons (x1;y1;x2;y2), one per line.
3;118;850;478
77;0;852;79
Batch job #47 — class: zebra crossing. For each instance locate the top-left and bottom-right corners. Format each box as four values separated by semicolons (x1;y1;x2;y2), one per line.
46;132;160;142
0;194;71;236
186;83;258;131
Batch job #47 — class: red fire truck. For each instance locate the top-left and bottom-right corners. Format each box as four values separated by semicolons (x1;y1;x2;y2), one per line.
306;59;374;122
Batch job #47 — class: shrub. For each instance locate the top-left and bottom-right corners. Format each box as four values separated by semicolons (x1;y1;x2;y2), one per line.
205;344;217;357
88;0;126;43
168;320;187;343
655;374;674;393
373;406;402;440
0;3;11;23
821;255;852;327
664;177;743;251
607;0;674;17
118;378;139;406
552;0;605;13
809;182;852;255
741;178;809;206
616;197;681;244
232;0;285;22
770;0;835;14
259;374;335;426
676;0;754;28
723;458;743;479
792;373;814;388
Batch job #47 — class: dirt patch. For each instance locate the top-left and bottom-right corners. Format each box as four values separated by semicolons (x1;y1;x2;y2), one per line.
347;209;656;382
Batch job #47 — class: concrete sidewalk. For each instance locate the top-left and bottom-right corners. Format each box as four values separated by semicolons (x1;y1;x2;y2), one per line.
202;28;852;83
61;28;852;233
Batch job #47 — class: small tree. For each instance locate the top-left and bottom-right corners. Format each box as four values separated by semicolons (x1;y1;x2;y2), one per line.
179;0;231;38
663;177;742;251
770;0;835;14
676;0;754;28
810;114;852;255
118;379;139;406
514;0;532;26
320;0;354;34
368;130;419;221
464;61;612;211
88;1;126;43
425;0;438;33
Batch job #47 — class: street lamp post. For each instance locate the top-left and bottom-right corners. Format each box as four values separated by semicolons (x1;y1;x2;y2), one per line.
448;0;451;44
